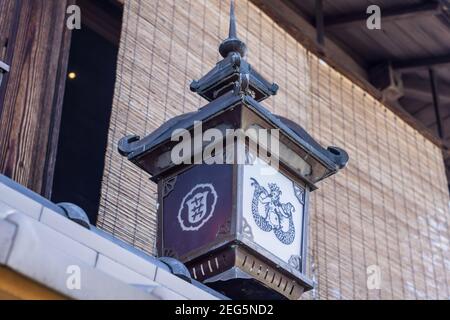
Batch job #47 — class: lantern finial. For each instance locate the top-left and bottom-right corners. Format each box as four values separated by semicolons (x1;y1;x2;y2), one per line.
229;0;237;39
219;0;247;58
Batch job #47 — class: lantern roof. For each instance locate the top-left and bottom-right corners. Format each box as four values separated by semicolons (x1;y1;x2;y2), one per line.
190;0;278;103
119;91;348;185
118;0;348;185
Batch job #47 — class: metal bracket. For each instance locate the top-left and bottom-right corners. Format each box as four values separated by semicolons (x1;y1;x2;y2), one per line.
163;176;177;198
370;62;404;103
0;60;10;87
288;255;302;272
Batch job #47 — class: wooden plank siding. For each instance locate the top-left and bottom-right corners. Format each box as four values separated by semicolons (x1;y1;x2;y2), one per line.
0;0;71;195
0;0;20;64
0;0;21;113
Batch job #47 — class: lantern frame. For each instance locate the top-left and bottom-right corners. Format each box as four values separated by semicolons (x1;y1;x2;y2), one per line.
118;0;348;300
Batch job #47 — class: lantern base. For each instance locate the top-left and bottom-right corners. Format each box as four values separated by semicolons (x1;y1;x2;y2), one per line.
204;268;292;300
186;244;312;300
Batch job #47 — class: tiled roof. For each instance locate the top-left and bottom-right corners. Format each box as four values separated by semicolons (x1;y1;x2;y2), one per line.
0;174;225;300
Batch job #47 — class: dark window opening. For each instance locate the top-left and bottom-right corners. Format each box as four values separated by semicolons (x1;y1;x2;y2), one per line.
51;0;123;224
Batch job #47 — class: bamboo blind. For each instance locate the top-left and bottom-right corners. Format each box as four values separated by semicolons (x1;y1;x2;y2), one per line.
97;0;450;299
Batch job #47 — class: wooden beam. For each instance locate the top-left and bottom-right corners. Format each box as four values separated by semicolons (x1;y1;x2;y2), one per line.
403;75;450;103
413;102;450;128
393;53;450;71
325;2;441;29
0;0;71;195
249;0;370;90
42;0;75;199
0;0;22;117
250;0;450;152
315;0;325;49
77;0;123;45
428;114;450;134
429;68;445;139
437;3;450;29
411;103;433;117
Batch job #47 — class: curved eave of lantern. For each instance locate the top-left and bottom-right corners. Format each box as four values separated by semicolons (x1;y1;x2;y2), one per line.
118;0;348;188
118;88;348;188
118;90;244;160
190;51;279;103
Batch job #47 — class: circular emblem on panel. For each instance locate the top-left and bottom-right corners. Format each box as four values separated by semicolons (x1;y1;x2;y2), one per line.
178;184;218;231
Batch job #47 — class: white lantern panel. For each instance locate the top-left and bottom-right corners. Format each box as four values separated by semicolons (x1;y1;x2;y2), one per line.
242;160;305;266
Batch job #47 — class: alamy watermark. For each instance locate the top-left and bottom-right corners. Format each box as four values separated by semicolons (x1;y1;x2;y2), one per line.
66;5;81;30
66;265;81;290
64;4;383;32
366;5;381;30
171;121;280;173
367;265;382;290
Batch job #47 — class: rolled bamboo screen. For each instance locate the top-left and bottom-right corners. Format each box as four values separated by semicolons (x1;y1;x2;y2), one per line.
97;0;450;299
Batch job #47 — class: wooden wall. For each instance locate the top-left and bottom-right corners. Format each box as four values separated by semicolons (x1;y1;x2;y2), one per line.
0;0;20;111
0;0;71;196
97;0;450;299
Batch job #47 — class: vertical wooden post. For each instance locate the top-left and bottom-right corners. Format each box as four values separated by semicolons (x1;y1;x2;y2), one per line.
315;0;325;52
429;68;444;139
0;0;22;115
0;0;71;195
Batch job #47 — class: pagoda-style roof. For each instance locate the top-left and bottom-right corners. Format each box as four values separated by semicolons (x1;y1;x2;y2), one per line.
119;89;348;183
118;0;348;185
